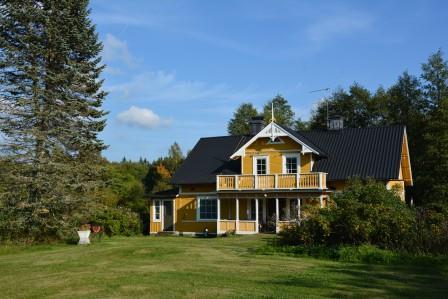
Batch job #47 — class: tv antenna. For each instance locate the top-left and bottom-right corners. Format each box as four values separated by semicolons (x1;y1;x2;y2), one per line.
310;88;331;128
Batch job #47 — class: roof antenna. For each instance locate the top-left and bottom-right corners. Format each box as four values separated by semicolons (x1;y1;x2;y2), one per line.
310;88;330;128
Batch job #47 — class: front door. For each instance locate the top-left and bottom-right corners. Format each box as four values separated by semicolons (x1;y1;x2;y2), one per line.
163;200;174;231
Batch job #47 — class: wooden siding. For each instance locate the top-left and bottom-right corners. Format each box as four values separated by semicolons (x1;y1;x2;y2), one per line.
175;195;217;233
242;136;313;175
239;220;256;232
401;132;413;186
220;220;236;232
180;184;215;193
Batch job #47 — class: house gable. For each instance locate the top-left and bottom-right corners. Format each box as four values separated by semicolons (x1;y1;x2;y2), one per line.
230;122;321;159
400;129;413;186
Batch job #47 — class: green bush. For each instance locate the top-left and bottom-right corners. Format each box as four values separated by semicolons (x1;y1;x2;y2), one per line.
279;179;448;255
90;207;140;237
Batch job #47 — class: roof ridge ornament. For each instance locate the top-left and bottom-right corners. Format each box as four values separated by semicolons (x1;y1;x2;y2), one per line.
270;102;276;141
270;102;276;123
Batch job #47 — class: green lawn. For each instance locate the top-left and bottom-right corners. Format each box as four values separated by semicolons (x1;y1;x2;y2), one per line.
0;234;446;298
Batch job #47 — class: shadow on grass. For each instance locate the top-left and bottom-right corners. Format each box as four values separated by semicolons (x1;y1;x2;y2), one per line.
265;261;448;298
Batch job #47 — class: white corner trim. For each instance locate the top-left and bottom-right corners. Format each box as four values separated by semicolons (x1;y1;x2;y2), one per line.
230;122;319;159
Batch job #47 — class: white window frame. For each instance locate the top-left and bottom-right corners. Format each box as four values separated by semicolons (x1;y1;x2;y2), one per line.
196;196;218;221
282;153;300;174
153;200;161;222
253;155;269;175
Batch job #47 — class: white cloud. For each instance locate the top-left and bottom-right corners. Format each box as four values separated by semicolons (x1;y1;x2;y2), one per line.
117;106;172;129
306;11;374;43
107;70;264;103
102;33;134;66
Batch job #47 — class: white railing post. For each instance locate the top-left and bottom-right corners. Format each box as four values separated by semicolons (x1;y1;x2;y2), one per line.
234;175;238;190
216;175;220;191
236;197;240;234
297;173;300;189
275;174;278;188
275;197;279;234
255;198;259;233
254;175;258;189
217;196;221;235
319;173;323;189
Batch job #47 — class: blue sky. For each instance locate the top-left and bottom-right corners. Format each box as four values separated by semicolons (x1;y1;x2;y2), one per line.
90;0;448;161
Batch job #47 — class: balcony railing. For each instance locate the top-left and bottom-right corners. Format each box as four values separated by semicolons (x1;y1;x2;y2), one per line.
217;172;327;191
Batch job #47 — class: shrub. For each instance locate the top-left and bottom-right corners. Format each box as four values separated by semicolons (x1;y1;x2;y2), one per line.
278;179;448;254
90;207;140;237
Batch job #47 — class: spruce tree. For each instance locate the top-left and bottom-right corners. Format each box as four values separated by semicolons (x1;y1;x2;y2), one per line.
0;0;107;241
418;50;448;204
227;103;258;135
263;95;295;127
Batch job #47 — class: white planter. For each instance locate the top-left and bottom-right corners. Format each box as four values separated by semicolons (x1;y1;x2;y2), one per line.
77;230;91;245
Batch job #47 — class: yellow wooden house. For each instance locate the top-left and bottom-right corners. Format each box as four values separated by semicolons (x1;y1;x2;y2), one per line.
149;116;412;235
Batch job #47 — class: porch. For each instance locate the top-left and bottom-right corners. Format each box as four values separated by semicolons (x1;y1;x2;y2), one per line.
216;195;325;234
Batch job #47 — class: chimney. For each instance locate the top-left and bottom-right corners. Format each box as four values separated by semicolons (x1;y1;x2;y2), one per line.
328;115;344;130
249;116;265;135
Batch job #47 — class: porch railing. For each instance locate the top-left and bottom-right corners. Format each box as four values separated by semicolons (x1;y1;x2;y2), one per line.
217;172;327;191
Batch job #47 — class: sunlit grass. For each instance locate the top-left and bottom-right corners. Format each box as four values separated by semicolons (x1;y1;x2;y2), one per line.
0;234;446;298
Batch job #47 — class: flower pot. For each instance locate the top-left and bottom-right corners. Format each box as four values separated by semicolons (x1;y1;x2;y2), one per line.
77;230;91;245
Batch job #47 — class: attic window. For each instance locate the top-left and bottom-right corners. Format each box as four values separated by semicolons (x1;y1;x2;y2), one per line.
267;137;284;144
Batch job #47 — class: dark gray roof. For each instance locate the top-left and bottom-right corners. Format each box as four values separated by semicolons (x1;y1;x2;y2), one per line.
172;126;405;184
171;135;250;185
300;126;404;181
151;188;179;198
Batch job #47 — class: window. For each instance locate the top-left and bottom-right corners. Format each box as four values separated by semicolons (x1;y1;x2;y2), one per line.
286;157;298;173
256;157;267;174
198;197;217;220
153;200;161;222
283;154;300;174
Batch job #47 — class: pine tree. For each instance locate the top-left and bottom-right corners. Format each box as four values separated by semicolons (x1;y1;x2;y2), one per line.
227;103;259;135
0;0;107;241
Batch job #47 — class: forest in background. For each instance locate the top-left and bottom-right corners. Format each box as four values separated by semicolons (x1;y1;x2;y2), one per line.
1;1;447;244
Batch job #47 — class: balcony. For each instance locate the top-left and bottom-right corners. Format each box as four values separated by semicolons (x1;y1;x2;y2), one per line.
217;172;327;191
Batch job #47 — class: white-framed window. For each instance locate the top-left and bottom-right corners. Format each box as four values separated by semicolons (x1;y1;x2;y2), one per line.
282;154;300;174
197;197;217;220
253;156;269;175
153;200;161;222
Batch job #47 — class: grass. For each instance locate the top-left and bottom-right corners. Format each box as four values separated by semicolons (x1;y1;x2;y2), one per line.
0;234;447;298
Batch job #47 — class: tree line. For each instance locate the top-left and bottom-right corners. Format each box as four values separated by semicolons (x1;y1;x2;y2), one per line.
0;0;446;243
227;50;448;206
